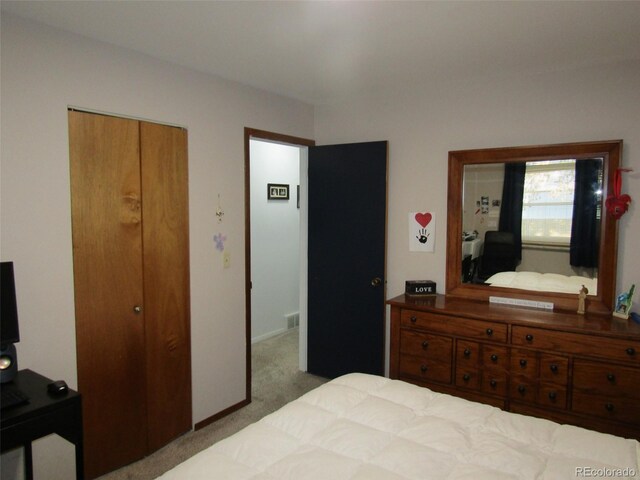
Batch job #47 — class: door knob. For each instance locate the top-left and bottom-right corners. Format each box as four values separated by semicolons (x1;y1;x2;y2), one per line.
371;277;382;287
133;306;142;314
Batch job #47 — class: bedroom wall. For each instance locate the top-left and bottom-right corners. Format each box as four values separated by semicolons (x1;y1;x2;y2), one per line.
462;163;504;238
0;15;314;479
250;140;301;343
313;60;640;357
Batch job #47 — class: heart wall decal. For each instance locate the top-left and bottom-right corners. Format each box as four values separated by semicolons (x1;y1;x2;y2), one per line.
415;212;432;228
409;211;436;252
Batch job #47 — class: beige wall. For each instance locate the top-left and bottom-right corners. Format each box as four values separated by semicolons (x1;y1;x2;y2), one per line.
314;60;640;311
0;15;313;479
462;163;504;238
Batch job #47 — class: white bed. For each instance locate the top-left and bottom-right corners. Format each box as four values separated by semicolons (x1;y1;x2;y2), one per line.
485;271;598;295
158;373;639;479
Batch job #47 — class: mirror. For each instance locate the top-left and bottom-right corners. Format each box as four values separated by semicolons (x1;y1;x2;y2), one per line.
462;159;602;291
446;140;621;313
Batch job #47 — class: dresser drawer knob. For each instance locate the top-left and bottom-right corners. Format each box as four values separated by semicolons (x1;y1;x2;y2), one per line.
490;354;498;362
525;334;534;342
420;364;428;373
421;341;429;350
463;373;470;382
410;316;417;323
490;379;497;388
486;328;493;337
605;403;615;412
548;391;557;401
463;348;471;357
519;359;527;367
517;385;526;394
626;347;636;356
606;373;616;382
550;364;558;373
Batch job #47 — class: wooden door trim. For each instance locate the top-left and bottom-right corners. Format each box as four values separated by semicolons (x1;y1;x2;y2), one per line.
68;105;186;129
243;128;315;401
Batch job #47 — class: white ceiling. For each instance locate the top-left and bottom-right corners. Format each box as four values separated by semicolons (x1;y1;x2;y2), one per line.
3;1;640;105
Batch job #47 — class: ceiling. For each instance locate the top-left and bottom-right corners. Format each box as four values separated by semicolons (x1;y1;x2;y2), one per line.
2;1;640;105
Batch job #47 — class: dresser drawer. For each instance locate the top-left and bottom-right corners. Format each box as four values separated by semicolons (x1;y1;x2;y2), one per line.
510;348;538;380
456;340;480;368
572;359;640;424
573;360;640;399
399;355;452;384
455;368;480;390
400;329;452;360
539;354;568;384
512;326;640;365
510;380;536;403
481;372;508;396
402;310;507;342
538;384;567;409
572;393;640;424
482;345;509;370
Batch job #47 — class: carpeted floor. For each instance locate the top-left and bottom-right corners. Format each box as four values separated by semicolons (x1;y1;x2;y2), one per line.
98;328;327;479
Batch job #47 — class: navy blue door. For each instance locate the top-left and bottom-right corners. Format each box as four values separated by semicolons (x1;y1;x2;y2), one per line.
308;141;388;378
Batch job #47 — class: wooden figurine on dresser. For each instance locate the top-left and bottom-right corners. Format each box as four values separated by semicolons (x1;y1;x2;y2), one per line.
389;140;640;441
577;285;588;315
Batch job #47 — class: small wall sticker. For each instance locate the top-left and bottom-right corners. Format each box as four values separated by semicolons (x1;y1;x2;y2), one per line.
213;233;227;252
409;212;435;252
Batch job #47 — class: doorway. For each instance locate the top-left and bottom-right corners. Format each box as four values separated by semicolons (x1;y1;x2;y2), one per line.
244;129;388;397
244;128;315;401
250;139;302;344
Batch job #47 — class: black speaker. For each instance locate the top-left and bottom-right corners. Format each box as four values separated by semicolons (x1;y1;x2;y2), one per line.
0;343;18;383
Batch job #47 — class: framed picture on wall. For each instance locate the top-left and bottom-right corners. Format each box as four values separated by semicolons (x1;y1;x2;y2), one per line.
268;183;289;200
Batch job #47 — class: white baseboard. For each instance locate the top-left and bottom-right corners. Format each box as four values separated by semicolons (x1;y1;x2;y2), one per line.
251;327;289;344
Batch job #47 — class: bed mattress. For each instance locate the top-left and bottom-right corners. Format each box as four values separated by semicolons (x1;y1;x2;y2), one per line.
485;271;598;295
158;373;639;479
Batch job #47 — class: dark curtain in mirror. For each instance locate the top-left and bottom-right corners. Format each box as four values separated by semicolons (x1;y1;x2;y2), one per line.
498;162;526;260
570;159;601;268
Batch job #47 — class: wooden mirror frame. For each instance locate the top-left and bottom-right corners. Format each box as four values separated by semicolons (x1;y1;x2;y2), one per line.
446;140;622;314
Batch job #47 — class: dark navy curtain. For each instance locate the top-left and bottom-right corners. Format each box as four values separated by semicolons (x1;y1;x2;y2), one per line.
570;159;601;268
499;162;526;260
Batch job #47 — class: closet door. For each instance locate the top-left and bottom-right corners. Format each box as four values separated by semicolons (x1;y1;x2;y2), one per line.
69;112;192;479
140;121;192;451
69;111;148;478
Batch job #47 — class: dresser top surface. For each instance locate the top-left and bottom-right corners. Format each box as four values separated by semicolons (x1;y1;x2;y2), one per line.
387;294;640;339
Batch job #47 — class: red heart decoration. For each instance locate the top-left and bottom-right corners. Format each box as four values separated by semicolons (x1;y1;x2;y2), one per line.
415;212;432;228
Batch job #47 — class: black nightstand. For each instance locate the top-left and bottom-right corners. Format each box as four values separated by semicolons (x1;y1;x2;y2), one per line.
1;369;83;479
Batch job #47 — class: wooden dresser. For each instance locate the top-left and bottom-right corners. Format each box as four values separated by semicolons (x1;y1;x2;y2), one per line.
388;294;640;440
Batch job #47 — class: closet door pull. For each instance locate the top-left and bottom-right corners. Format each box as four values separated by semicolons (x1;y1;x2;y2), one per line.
133;305;143;314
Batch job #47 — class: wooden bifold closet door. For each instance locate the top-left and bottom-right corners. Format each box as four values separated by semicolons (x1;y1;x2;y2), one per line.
69;111;191;479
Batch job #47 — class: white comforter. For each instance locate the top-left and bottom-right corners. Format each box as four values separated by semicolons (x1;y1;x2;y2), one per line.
158;374;639;479
485;271;598;295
